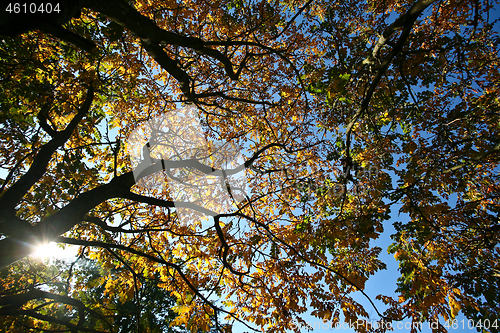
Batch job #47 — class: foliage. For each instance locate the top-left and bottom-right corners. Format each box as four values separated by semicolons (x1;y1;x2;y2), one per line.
0;0;499;332
0;256;201;332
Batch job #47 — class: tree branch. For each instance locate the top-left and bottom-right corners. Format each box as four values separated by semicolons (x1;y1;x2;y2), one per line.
346;0;437;158
0;85;94;214
56;236;260;332
85;0;245;98
38;22;97;52
0;289;111;332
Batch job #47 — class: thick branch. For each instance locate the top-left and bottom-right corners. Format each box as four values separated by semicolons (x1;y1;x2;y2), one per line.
0;289;110;332
14;310;107;333
122;191;219;217
0;170;134;269
0;86;95;240
38;22;97;52
37;101;57;137
140;40;193;97
367;0;438;62
85;0;243;98
0;141;293;268
0;86;94;214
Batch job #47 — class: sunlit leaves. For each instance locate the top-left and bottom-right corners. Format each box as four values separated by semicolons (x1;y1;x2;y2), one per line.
0;0;499;332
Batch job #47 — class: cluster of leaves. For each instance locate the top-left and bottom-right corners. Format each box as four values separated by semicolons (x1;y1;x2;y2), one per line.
0;0;499;332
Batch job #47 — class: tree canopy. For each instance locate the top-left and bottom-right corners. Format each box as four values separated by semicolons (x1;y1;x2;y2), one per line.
0;0;499;332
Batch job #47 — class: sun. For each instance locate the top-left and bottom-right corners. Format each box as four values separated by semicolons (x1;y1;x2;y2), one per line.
32;242;79;259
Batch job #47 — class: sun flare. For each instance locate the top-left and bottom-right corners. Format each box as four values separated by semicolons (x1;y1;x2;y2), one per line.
32;242;78;259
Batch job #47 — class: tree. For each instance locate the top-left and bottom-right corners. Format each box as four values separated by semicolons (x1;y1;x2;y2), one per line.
0;254;216;332
0;0;499;332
